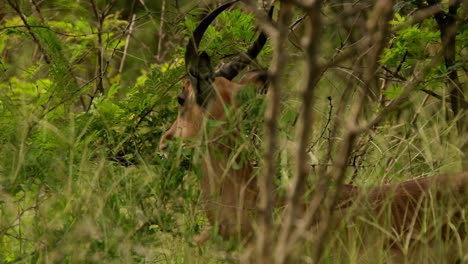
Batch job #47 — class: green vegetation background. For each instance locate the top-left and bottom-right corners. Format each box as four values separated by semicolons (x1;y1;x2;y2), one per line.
0;0;466;263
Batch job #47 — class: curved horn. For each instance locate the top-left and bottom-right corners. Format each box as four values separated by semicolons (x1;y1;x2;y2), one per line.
185;0;239;71
216;6;274;81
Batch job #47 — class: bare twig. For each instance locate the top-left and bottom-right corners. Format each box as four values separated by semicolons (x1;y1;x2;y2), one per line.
30;0;45;22
308;96;333;152
240;1;279;40
86;0;126;111
90;0;106;97
156;0;166;62
429;0;467;170
254;2;292;263
5;0;51;63
278;1;394;263
274;1;322;263
119;14;136;73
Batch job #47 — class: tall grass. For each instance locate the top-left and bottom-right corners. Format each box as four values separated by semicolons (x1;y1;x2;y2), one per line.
1;1;467;263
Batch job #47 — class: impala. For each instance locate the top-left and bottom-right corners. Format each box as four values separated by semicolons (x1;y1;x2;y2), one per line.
159;1;468;250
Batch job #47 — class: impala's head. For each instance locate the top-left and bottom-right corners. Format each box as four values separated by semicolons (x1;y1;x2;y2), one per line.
159;1;270;150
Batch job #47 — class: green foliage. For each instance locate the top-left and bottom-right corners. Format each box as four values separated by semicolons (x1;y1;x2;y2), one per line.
0;1;466;263
0;2;186;262
382;14;439;70
186;8;272;65
381;7;468;99
0;1;273;260
383;83;403;100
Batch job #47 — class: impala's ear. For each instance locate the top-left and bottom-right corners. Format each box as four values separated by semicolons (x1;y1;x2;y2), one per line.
187;51;215;108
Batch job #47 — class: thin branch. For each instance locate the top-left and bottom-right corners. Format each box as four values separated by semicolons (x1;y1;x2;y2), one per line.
90;0;105;97
30;0;45;22
0;25;117;37
357;56;444;134
281;1;394;262
119;14;136;73
5;0;51;63
308;96;333;152
240;1;279;40
86;0;120;111
254;2;292;263
156;0;166;62
274;1;322;263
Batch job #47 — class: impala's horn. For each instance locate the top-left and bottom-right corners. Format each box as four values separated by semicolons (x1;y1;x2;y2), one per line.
184;1;239;107
185;0;239;74
216;6;274;81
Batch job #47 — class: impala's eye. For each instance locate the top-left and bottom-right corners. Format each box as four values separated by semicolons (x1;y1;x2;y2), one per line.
177;96;185;106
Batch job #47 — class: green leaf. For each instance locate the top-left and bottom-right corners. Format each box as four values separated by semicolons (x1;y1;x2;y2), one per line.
384;83;403;100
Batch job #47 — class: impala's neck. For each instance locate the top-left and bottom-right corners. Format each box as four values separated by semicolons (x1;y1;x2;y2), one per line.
195;77;259;238
199;124;254;187
200;78;256;186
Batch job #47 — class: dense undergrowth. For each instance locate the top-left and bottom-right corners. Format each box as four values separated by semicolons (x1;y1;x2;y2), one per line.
1;0;467;263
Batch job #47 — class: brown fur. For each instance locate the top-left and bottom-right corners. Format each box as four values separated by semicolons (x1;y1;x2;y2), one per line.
338;174;468;241
160;76;260;240
160;73;468;244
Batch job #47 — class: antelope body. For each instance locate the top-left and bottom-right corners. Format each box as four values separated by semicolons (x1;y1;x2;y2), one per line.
159;1;468;246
